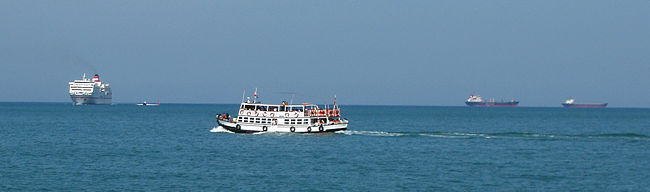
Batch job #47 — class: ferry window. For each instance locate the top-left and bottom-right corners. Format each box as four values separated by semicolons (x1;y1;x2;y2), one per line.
244;119;248;123
284;119;289;124
244;117;248;120
280;106;286;111
238;117;242;120
289;107;304;112
268;106;278;112
257;106;266;111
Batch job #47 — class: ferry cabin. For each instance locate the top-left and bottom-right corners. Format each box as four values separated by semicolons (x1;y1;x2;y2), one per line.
69;74;111;95
234;102;343;126
69;81;95;94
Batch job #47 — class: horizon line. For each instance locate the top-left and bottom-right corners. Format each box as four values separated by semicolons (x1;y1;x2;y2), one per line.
0;101;647;109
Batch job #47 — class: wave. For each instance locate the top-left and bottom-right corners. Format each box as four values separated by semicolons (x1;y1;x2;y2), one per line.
338;130;408;137
336;131;650;140
209;126;234;133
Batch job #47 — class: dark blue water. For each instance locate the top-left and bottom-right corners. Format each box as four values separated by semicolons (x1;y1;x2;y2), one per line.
1;103;648;191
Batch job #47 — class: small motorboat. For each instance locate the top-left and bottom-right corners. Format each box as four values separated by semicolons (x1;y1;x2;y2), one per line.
137;99;160;106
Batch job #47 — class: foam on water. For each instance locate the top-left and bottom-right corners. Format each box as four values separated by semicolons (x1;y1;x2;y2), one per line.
209;126;234;133
337;130;407;137
334;130;649;140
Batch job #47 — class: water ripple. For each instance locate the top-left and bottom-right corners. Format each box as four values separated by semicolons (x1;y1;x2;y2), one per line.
335;131;649;140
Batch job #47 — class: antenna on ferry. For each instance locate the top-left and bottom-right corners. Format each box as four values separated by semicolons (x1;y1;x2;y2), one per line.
241;89;246;103
253;88;258;103
334;95;337;109
290;93;294;105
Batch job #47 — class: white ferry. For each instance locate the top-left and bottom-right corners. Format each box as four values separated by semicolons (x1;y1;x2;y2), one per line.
69;74;112;105
216;95;348;133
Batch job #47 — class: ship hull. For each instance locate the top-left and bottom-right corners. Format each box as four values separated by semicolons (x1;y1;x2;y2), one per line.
465;101;519;107
562;103;607;108
70;95;112;105
217;119;347;133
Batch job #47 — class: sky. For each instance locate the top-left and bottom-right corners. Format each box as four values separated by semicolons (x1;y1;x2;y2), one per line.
0;0;648;107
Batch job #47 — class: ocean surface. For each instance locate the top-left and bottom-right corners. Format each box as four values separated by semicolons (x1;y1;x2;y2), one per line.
1;103;648;191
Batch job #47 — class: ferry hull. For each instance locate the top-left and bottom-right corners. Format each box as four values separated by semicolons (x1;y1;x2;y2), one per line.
562;103;607;108
217;119;347;134
70;95;112;105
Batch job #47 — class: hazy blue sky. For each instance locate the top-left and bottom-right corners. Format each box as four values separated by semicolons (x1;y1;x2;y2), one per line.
1;1;648;107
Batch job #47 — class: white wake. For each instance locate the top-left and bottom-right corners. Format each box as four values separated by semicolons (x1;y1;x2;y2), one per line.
336;130;406;137
209;126;234;133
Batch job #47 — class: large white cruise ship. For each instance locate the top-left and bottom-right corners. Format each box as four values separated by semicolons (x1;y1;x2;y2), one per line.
68;74;112;105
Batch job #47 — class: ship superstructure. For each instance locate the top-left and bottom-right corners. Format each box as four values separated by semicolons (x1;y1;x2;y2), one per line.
68;73;112;105
465;94;519;107
216;92;348;133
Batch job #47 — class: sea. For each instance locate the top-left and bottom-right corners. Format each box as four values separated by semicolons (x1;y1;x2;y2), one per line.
1;103;648;191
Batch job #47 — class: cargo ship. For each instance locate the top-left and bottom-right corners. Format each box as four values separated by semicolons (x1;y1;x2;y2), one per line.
562;99;607;108
465;94;519;107
68;73;112;105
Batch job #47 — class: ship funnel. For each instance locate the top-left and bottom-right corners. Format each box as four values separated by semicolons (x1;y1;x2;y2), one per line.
93;74;100;82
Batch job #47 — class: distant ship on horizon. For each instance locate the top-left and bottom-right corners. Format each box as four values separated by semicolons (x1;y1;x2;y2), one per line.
465;94;519;107
137;100;160;106
562;99;607;108
68;73;112;105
